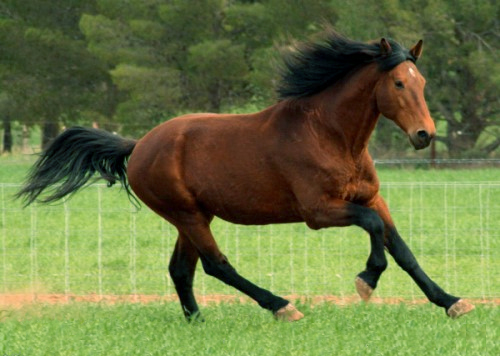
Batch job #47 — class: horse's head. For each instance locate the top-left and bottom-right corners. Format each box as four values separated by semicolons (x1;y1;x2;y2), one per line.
375;39;435;150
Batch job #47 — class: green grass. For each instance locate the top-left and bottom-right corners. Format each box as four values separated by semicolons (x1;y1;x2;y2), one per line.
1;303;498;356
1;155;499;183
0;158;499;300
0;158;498;355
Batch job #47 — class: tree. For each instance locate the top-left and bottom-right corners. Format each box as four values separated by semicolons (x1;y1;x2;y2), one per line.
224;0;338;105
333;0;499;158
80;0;338;135
420;0;499;157
187;39;248;111
0;1;114;148
0;92;13;152
81;0;231;132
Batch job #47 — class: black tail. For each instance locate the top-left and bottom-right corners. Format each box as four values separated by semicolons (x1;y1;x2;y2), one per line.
16;127;137;206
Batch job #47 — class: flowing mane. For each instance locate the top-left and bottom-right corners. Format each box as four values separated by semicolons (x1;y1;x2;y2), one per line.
277;31;417;100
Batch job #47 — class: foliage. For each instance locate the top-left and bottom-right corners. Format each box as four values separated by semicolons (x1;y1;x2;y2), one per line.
0;0;498;157
0;1;113;147
412;0;499;156
333;0;499;157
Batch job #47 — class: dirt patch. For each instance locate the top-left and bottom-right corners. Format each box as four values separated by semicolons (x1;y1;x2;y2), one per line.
0;293;498;308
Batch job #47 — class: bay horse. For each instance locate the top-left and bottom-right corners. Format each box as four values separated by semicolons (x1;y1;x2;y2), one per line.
17;32;474;321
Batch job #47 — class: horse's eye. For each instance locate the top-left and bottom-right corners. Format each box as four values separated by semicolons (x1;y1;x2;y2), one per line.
395;80;405;89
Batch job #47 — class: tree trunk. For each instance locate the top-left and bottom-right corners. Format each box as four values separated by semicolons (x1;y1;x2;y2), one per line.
2;116;12;153
445;115;484;158
41;121;60;150
21;125;30;154
208;81;221;112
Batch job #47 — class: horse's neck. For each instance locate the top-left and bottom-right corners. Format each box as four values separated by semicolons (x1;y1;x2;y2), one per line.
307;65;382;158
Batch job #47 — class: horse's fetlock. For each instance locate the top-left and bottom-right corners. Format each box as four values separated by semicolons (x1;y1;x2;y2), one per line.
373;260;388;273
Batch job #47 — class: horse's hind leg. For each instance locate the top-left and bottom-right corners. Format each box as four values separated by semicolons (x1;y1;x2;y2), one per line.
176;212;303;321
169;234;202;321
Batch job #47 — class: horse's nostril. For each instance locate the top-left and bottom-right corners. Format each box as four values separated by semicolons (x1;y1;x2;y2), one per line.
417;130;430;140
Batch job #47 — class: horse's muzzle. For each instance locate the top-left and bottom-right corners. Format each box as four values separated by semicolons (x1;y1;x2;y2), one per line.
410;129;434;150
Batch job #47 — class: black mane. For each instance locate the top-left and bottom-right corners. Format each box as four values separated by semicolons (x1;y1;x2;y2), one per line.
277;31;417;100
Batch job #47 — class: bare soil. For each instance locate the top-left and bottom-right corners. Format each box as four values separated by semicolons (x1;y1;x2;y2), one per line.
0;293;497;308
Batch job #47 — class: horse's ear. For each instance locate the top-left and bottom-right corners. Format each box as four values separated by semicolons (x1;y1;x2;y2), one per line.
410;40;424;60
380;38;392;56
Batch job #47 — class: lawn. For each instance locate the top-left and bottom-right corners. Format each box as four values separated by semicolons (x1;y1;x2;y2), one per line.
1;302;498;356
1;158;498;300
0;157;498;355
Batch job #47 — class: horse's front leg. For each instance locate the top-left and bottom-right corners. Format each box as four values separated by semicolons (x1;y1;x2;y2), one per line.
301;199;389;299
368;196;475;318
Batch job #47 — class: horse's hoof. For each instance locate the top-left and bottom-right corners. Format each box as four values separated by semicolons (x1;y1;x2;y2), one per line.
355;276;373;302
274;303;304;322
185;310;205;323
447;299;475;319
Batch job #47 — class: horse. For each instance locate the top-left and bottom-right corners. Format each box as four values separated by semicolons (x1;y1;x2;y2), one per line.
17;31;474;321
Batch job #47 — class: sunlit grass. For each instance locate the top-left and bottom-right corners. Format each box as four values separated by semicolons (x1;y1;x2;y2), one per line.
1;160;498;300
1;302;497;356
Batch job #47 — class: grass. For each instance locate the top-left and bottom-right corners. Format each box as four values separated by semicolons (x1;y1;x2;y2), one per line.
0;158;498;355
1;302;498;356
1;155;499;183
0;158;499;300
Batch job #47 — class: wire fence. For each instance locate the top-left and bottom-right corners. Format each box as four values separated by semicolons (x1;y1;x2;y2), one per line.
1;181;499;303
374;158;500;167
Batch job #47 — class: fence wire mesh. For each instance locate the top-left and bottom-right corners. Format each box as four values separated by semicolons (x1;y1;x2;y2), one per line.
1;182;499;302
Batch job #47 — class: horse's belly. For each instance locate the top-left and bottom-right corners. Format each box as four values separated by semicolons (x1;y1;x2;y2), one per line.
216;209;302;225
195;185;302;225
